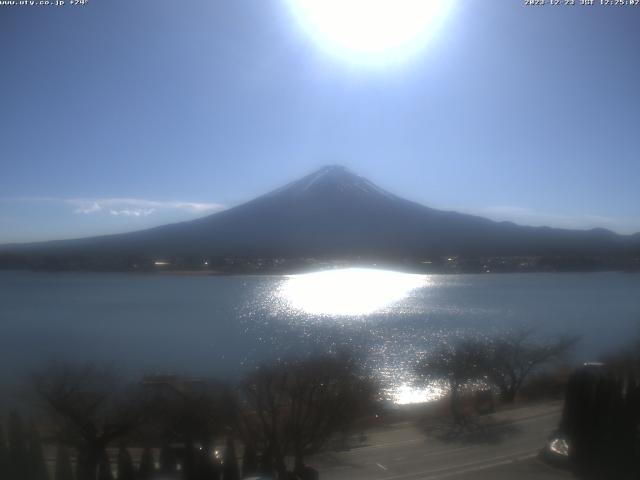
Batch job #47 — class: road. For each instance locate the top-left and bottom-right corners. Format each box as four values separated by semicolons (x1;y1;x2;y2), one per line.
310;403;572;480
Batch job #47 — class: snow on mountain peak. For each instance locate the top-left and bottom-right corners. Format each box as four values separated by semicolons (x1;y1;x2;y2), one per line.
265;165;397;201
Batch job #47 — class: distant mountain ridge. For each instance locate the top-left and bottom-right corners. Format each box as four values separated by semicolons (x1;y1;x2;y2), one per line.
1;166;639;269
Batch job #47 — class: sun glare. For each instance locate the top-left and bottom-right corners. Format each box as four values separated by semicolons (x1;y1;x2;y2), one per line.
392;382;445;405
278;268;427;316
285;0;455;66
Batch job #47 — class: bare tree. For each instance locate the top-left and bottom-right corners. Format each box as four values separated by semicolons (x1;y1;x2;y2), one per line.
418;332;577;420
237;364;289;478
147;376;231;480
417;340;486;425
483;329;577;403
286;355;376;473
32;364;150;480
237;353;376;477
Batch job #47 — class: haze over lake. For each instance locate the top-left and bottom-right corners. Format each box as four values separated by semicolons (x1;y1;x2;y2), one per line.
1;269;638;404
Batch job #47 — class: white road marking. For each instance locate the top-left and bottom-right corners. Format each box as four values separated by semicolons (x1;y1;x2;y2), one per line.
314;410;561;478
423;452;538;480
348;410;559;456
379;448;539;480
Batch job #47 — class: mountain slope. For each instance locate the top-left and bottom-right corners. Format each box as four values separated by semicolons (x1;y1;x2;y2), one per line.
2;166;639;262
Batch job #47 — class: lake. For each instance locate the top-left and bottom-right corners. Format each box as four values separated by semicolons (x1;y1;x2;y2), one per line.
1;269;639;404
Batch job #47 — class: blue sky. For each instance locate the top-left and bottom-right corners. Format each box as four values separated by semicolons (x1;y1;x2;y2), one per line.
1;0;639;243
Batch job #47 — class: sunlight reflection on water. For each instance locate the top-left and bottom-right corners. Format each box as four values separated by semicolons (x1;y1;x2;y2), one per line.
272;268;440;404
391;382;446;405
278;268;429;316
245;269;634;405
1;271;636;406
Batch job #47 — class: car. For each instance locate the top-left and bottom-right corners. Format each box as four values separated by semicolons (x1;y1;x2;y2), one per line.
543;430;570;467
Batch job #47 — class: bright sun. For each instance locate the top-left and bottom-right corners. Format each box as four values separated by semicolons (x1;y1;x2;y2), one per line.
285;0;455;66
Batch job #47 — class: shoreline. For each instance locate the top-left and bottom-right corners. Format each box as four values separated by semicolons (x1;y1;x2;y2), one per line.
0;266;637;277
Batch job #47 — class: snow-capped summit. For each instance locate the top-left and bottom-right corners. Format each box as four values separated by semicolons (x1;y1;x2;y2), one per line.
262;165;397;202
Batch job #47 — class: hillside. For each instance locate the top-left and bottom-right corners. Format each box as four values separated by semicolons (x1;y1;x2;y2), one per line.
1;166;638;271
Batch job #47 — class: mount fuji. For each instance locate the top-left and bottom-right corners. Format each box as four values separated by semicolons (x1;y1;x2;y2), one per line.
1;166;638;269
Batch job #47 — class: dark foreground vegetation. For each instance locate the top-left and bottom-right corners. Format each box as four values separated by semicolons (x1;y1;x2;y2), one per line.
418;330;577;420
2;331;640;479
1;351;375;480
